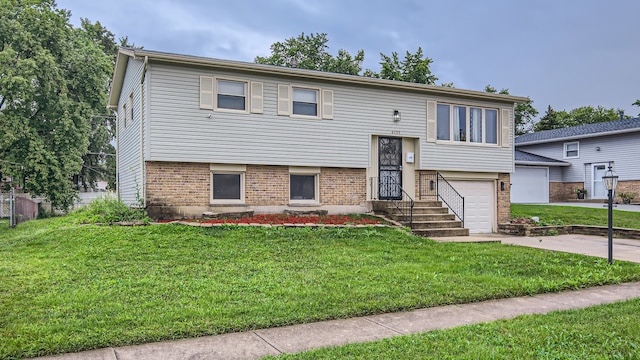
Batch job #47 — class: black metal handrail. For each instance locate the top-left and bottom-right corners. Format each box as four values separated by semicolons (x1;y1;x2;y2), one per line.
370;176;415;229
418;172;464;227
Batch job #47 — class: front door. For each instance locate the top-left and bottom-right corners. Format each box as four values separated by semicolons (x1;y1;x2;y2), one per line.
592;164;608;199
378;137;402;200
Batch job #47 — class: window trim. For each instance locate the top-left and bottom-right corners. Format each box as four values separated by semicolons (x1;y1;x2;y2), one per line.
210;164;246;204
435;103;501;147
289;166;320;204
214;77;249;113
564;141;580;159
291;86;320;119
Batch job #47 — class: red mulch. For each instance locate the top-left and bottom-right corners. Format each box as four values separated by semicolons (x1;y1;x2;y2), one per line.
157;214;382;225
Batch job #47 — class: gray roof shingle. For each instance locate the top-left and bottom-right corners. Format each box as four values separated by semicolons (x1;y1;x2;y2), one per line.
515;117;640;145
515;150;570;165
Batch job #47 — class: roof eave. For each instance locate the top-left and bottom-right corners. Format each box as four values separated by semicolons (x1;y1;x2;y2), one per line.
107;48;135;109
515;161;570;167
124;48;529;104
516;127;640;146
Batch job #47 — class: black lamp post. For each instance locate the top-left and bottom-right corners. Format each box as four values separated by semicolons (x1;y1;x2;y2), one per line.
602;165;618;265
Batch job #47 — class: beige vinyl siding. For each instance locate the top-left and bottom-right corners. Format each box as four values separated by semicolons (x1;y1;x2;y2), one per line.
147;63;514;172
117;58;146;205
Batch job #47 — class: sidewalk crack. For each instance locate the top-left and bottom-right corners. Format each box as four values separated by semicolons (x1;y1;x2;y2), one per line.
363;318;404;335
253;331;283;354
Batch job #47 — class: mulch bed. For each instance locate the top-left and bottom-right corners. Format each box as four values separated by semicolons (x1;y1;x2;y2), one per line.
157;214;384;226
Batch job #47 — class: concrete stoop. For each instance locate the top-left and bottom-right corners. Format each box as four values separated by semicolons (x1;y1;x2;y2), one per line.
375;200;469;237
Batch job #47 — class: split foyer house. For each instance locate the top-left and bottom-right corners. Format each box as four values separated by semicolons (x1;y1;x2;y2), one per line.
108;48;527;234
512;117;640;203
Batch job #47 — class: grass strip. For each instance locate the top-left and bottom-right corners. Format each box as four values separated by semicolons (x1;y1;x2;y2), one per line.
272;298;640;359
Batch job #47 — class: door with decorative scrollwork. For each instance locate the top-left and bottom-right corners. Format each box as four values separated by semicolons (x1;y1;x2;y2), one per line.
378;137;402;200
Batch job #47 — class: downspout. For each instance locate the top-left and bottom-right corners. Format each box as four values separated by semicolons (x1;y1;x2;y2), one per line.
139;56;148;207
111;109;120;201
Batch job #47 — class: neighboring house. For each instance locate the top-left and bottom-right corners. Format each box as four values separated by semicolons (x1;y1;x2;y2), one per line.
512;118;640;203
107;48;526;234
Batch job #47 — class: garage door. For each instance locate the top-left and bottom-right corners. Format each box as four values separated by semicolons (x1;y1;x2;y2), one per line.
448;181;495;234
511;166;548;203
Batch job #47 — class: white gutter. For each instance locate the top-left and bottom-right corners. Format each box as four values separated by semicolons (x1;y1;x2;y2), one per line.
515;161;570;167
111;109;120;201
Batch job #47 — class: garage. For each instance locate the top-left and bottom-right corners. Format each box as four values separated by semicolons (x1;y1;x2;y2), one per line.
511;166;549;203
448;180;495;234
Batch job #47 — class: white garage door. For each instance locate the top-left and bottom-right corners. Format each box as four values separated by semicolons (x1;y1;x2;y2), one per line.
511;166;549;203
448;181;495;234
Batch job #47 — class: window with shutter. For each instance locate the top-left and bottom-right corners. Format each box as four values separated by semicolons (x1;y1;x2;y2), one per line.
278;84;290;115
216;79;246;111
250;81;263;114
199;76;214;110
322;89;333;119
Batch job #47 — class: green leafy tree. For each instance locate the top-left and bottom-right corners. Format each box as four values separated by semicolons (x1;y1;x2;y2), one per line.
484;85;538;135
0;0;112;208
365;47;438;84
535;105;624;131
633;99;640;107
255;32;364;75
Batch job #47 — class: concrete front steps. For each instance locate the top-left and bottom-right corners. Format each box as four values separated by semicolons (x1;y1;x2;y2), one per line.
373;200;469;237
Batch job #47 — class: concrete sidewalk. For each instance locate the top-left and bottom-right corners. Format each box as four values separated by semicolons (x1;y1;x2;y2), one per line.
37;282;640;360
434;233;640;264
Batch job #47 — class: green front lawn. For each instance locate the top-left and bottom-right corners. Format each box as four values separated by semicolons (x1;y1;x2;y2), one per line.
1;218;640;358
511;204;640;229
272;298;640;359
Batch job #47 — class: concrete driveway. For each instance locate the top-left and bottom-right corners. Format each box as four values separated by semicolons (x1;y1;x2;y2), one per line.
435;234;640;263
537;202;640;212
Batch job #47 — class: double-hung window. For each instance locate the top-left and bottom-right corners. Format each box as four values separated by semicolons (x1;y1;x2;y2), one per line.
277;84;333;119
210;164;246;204
436;103;499;145
292;88;318;117
199;76;263;114
217;79;246;111
289;167;320;203
564;142;579;158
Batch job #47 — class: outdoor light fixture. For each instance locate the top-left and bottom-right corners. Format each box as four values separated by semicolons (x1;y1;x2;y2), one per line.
602;165;618;265
501;181;505;191
393;110;401;122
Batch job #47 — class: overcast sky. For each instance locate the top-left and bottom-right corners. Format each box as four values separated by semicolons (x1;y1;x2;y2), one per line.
57;0;640;119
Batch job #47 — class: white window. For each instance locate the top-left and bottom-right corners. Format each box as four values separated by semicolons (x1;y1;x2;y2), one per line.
210;164;246;204
199;76;263;114
564;142;579;158
128;92;133;123
277;84;333;119
436;103;499;145
216;79;246;111
292;88;318;117
289;167;320;203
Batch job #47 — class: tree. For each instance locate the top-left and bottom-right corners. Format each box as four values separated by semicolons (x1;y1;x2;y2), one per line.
484;85;538;135
365;47;438;85
0;0;112;208
534;106;564;131
633;99;640;107
534;105;623;132
255;32;364;76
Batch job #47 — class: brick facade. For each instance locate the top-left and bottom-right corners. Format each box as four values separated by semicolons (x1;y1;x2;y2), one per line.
145;162;367;217
549;181;584;202
320;168;366;205
245;165;289;205
615;180;640;203
497;173;511;224
146;161;210;207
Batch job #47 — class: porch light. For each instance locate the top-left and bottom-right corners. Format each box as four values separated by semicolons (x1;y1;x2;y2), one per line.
393;110;401;122
602;165;618;265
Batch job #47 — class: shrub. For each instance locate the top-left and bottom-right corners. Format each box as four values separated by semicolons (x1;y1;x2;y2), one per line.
69;198;150;224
